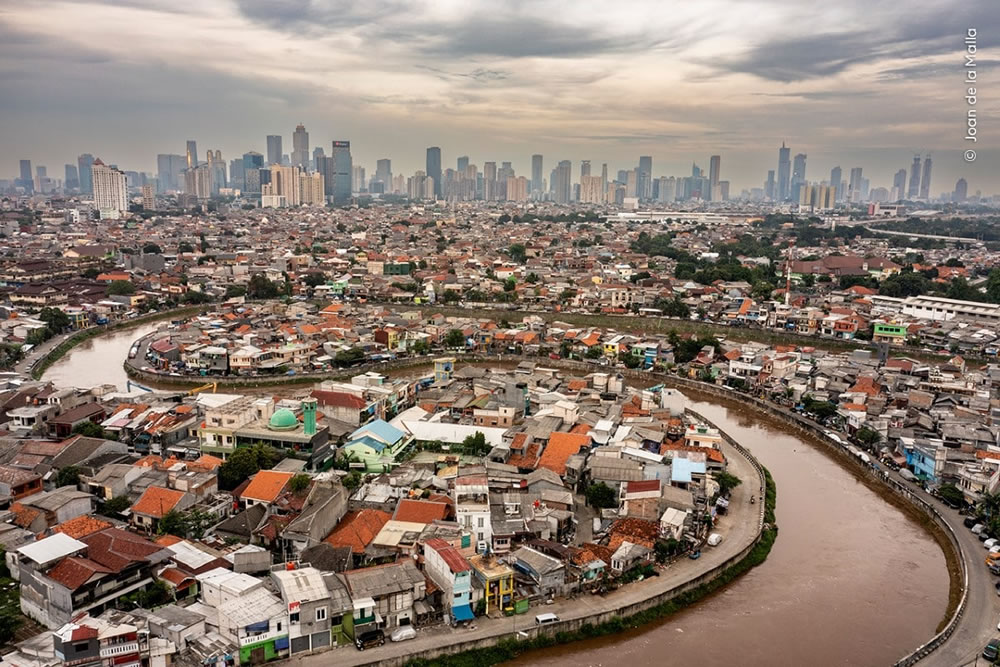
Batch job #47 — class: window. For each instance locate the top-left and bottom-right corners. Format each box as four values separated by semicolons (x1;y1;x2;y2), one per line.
276;622;282;632
315;608;327;622
290;612;300;624
477;517;484;528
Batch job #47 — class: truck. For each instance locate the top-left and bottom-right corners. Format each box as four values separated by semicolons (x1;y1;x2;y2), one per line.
898;469;918;483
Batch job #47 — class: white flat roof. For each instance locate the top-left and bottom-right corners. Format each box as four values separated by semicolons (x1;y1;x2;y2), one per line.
17;533;87;565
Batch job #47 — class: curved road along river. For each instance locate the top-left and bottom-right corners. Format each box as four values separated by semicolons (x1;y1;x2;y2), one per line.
520;397;950;667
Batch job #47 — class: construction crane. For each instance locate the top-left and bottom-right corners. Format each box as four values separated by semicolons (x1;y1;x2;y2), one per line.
187;382;217;396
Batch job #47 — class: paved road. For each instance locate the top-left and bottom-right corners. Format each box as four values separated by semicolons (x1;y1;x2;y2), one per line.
290;431;763;667
916;494;996;667
13;332;72;375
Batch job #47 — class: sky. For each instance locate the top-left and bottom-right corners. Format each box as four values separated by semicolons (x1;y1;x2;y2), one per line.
1;0;998;195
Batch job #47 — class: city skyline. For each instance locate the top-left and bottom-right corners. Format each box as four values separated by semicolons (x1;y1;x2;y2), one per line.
0;0;996;193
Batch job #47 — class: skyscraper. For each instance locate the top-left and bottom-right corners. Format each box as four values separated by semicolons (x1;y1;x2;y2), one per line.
483;162;497;201
291;124;309;167
791;153;807;203
908;155;922;198
829;166;842;202
554;160;572;204
954;178;968;202
375;159;392;191
330;140;352;203
312;147;324;171
186;140;198;169
17;160;32;192
892;169;907;201
425;147;442;198
848;167;864;203
206;150;226;194
531;154;543;197
457;156;469;172
638;156;652;200
266;135;283;166
919;155;932;199
91;159;128;218
64;164;79;191
709;155;721;187
777;142;791;201
765;170;775;200
581;160;591;182
78;154;94;194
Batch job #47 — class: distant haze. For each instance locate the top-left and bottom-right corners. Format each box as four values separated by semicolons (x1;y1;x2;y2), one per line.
1;0;998;194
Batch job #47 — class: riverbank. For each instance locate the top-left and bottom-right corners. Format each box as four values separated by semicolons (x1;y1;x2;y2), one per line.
31;306;205;381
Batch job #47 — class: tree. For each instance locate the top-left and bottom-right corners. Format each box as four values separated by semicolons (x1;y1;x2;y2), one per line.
586;482;618;509
461;431;490;456
411;339;429;355
342;471;363;491
303;272;328;288
177;242;195;253
55;465;80;488
654;538;681;564
334;347;365;366
39;307;70;331
288;473;311;494
73;421;105;438
947;277;980;301
247;273;280;299
938;483;965;507
503;277;517;292
158;509;188;537
142;243;162;254
219;447;263;491
225;285;247;299
856;427;881;446
100;495;132;517
183;508;216;539
508;243;527;264
107;280;136;296
751;281;774;301
714;472;742;497
445;329;466;348
655;296;690;319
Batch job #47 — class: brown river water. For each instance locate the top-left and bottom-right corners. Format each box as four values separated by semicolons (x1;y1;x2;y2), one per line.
516;399;949;667
42;336;950;665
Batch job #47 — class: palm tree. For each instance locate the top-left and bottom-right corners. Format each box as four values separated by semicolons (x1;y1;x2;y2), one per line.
978;491;1000;521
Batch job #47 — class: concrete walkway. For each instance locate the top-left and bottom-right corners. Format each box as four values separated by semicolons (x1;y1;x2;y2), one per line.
290;432;763;667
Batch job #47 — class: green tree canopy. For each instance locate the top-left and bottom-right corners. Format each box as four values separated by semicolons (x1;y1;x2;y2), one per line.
55;465;80;488
107;280;136;296
586;482;618;509
72;421;105;438
445;329;466;348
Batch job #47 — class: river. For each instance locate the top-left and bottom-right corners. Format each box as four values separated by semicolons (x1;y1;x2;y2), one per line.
41;322;163;391
40;336;951;664
517;397;949;667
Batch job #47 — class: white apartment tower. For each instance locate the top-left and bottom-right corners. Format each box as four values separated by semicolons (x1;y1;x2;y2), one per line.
91;159;128;219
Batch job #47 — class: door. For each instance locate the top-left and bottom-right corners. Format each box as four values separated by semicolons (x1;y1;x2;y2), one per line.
250;647;265;664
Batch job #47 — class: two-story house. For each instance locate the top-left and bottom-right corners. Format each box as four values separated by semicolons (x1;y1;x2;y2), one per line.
423;538;474;624
271;567;332;656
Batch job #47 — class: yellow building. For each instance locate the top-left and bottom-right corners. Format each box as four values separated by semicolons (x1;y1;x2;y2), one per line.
469;554;515;614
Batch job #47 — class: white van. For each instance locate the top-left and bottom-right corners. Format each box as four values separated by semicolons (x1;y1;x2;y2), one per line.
973;524;985;535
535;613;559;625
707;533;724;547
986;538;998;550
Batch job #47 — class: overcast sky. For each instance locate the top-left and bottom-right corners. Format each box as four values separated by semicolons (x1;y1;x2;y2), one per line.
1;0;997;194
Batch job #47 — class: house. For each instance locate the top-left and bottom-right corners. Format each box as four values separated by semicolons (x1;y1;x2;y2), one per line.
341;419;412;473
468;553;515;614
323;509;391;567
508;546;565;596
53;613;145;667
47;403;107;439
454;475;491;554
15;529;170;629
242;470;294;509
538;431;590;477
0;465;43;508
130;486;192;533
281;479;348;556
341;559;426;632
270;567;334;656
610;541;652;573
423;538;474;623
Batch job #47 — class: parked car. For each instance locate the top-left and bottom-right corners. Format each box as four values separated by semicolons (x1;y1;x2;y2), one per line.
355;629;385;651
986;539;998;550
982;533;993;543
688;550;701;560
390;626;416;643
535;613;560;625
966;517;981;529
986;639;1000;662
973;524;986;535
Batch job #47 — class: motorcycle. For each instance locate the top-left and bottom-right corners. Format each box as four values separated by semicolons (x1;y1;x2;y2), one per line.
750;495;756;505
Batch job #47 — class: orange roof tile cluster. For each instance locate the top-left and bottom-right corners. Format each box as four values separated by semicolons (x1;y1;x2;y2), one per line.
538;431;590;476
324;509;391;554
52;515;113;540
242;470;294;503
393;499;449;524
132;486;185;519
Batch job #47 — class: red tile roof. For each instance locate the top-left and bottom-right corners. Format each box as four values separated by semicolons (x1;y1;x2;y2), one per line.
425;537;471;573
132;486;185;518
310;390;366;410
52;516;113;540
393;499;449;524
82;528;164;571
242;470;294;503
46;556;112;590
538;431;590;475
324;509;390;554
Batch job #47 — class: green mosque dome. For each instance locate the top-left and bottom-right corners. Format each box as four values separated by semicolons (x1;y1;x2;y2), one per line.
268;408;299;431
